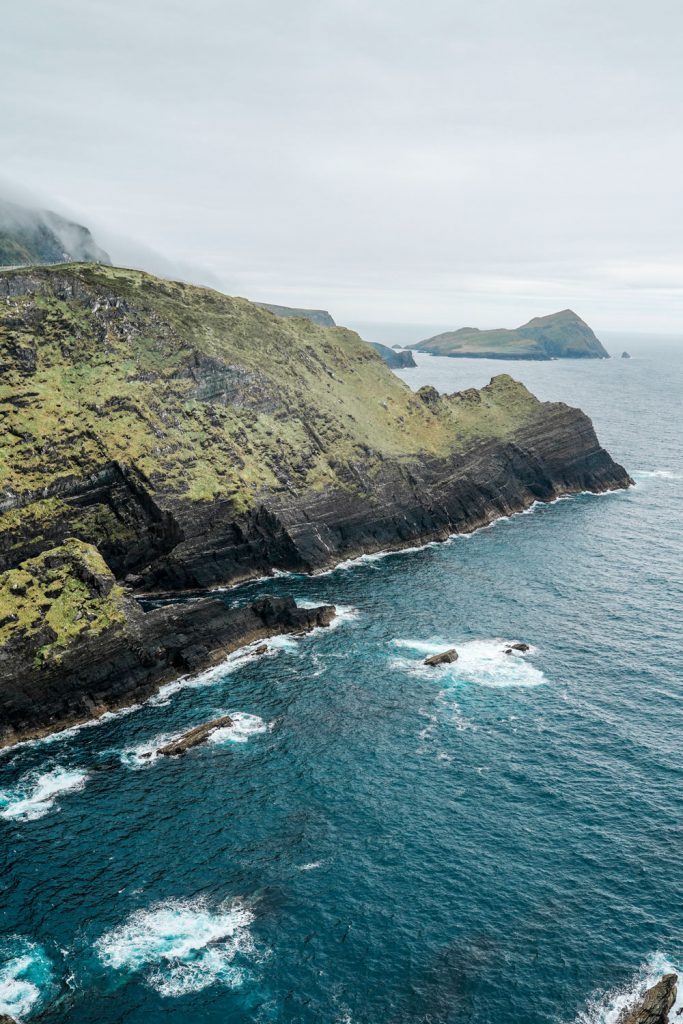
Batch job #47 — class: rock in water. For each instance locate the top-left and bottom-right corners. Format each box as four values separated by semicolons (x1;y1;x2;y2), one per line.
424;648;458;666
157;716;235;757
622;351;632;359
618;973;677;1024
509;642;530;652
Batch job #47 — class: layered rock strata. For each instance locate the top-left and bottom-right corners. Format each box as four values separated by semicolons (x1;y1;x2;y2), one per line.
0;540;334;748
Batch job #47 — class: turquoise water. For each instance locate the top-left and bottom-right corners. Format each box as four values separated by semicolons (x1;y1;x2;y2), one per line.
1;344;682;1023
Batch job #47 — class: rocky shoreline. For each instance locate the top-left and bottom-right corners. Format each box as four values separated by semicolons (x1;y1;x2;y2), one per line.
0;264;632;748
0;541;334;749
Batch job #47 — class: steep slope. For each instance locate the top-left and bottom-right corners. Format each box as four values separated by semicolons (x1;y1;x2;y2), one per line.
0;198;111;267
415;310;610;359
0;263;629;600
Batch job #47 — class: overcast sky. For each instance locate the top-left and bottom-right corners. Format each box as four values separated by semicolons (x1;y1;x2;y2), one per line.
3;0;682;337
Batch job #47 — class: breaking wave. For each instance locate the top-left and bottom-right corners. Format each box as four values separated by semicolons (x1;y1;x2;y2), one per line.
0;767;88;822
632;469;680;481
120;713;269;767
391;637;546;688
575;954;682;1023
95;898;258;997
0;937;54;1019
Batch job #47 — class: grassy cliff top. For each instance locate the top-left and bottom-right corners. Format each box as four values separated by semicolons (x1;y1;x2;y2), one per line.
0;538;127;664
0;263;546;512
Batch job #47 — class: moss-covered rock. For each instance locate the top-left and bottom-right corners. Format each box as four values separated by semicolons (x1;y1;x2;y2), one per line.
0;538;126;665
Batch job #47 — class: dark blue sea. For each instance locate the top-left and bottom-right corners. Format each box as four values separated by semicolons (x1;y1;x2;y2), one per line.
1;341;681;1024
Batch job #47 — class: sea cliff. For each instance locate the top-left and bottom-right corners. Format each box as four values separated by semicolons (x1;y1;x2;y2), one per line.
0;263;631;743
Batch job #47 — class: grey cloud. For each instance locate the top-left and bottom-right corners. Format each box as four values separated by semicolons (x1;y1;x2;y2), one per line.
2;0;682;335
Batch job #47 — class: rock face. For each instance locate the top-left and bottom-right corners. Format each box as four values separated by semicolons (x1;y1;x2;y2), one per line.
0;197;110;267
370;341;417;368
0;265;632;745
156;715;235;756
254;301;336;327
618;974;677;1024
414;310;610;360
0;542;335;747
424;648;458;666
0;265;631;601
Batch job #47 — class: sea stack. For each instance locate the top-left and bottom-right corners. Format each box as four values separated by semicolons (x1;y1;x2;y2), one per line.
621;351;631;359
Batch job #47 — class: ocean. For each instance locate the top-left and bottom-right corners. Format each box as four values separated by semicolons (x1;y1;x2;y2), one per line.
1;341;681;1024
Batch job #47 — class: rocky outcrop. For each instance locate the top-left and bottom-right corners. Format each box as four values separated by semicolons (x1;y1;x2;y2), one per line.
254;302;336;327
504;642;530;654
414;310;610;359
0;542;335;748
425;649;458;666
618;974;677;1024
155;715;235;756
370;341;417;368
622;351;632;359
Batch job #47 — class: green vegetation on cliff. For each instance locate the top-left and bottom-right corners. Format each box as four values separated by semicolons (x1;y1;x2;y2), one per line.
414;310;610;359
0;538;126;665
0;263;544;517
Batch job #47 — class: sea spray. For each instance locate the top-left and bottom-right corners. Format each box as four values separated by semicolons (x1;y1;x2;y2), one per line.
391;638;546;689
120;713;269;767
575;953;683;1024
0;938;54;1019
95;899;258;996
0;767;88;822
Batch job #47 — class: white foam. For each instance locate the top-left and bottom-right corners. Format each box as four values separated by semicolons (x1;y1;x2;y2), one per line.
391;638;545;689
632;469;680;481
328;604;360;629
152;640;272;705
0;767;88;821
576;954;682;1023
297;861;322;871
0;939;53;1019
119;735;176;769
96;898;256;997
120;712;269;766
208;713;268;745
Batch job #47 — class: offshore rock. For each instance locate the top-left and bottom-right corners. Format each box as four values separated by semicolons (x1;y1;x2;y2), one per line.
504;642;530;654
622;351;632;359
0;541;335;748
618;973;677;1024
414;309;610;359
155;715;235;757
424;648;458;666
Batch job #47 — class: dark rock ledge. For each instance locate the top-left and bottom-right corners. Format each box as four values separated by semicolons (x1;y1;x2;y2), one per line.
0;540;334;749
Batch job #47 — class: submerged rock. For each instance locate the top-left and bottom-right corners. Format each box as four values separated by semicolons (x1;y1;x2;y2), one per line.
618;973;677;1024
156;715;235;757
424;648;458;666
